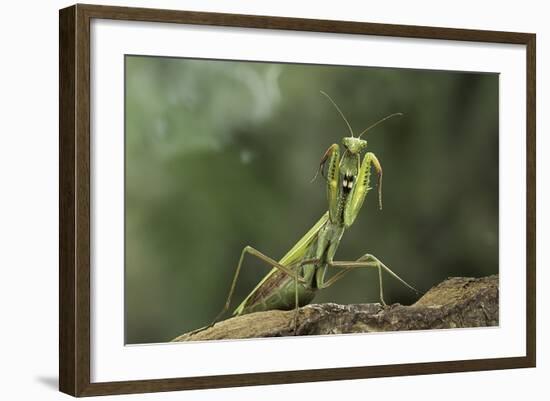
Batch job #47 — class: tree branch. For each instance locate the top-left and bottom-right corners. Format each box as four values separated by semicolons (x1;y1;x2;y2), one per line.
172;275;498;342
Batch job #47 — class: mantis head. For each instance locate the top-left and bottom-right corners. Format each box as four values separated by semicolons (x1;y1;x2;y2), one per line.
342;137;367;154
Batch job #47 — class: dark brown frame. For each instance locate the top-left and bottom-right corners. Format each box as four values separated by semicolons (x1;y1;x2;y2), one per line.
59;3;536;397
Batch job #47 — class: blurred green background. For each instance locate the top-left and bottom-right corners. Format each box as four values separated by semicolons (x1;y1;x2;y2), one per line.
124;55;498;344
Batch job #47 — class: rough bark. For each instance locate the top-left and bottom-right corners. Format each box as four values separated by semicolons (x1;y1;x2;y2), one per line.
172;275;498;342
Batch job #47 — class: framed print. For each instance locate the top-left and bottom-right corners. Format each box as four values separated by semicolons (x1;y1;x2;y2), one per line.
59;4;536;397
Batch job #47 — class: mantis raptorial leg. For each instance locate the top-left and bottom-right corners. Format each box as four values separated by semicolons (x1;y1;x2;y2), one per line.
321;254;419;306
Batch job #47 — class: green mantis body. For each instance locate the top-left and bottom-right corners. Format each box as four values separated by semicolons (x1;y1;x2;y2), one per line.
211;92;417;329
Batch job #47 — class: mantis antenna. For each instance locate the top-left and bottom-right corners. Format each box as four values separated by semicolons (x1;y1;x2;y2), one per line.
358;112;403;138
320;90;354;138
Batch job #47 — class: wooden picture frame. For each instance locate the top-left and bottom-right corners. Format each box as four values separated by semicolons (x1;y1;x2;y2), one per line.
59;3;536;397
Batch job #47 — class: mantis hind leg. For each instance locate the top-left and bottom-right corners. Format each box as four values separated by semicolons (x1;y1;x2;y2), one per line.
198;246;319;337
210;246;307;327
324;254;419;306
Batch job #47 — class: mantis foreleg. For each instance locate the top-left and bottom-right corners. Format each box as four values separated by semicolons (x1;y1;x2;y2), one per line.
344;152;383;226
322;254;418;306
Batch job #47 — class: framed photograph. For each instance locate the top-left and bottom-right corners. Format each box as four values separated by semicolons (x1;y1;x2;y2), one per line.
59;4;536;397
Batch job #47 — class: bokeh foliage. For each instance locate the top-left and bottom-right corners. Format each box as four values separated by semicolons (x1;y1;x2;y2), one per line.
125;55;498;344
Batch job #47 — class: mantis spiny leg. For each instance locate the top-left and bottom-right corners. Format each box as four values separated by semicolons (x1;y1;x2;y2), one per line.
344;152;383;227
314;143;340;222
322;254;418;306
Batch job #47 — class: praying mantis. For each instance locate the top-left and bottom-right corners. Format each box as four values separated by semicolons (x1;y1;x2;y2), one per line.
208;91;418;332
